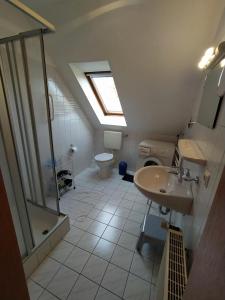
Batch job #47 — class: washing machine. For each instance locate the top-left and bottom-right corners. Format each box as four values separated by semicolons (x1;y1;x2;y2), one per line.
136;139;175;170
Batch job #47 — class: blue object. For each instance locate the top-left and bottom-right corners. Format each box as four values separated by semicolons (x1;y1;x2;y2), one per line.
119;161;127;175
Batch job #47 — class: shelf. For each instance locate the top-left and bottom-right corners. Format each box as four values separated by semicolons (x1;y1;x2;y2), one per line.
178;139;206;166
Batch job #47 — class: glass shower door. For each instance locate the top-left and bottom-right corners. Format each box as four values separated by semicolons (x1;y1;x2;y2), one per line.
0;31;60;254
0;34;59;211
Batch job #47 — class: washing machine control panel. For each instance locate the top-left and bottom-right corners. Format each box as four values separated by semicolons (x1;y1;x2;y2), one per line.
139;140;174;157
137;139;175;168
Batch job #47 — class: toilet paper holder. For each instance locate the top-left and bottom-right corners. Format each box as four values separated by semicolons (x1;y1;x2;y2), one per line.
70;144;77;153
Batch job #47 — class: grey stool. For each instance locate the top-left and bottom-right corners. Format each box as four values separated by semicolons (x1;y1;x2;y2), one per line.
136;200;168;253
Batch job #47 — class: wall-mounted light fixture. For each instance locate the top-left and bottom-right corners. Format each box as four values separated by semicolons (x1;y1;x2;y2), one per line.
198;42;225;70
198;47;216;69
220;58;225;68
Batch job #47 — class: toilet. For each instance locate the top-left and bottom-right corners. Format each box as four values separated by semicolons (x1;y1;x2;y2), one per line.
95;131;122;178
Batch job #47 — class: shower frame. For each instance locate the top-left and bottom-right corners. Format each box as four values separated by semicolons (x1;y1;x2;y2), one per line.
0;28;60;256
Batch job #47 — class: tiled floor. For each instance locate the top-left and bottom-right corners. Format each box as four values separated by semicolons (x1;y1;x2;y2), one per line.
28;168;167;300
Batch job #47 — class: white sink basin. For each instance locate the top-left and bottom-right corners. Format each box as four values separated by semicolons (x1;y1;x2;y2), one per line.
134;166;193;215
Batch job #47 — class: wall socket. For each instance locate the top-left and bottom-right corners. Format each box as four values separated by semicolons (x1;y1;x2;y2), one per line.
203;169;211;188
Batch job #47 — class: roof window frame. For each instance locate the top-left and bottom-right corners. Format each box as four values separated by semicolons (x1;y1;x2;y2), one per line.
85;71;124;116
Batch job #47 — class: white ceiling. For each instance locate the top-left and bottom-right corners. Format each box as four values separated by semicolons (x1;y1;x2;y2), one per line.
22;0;225;135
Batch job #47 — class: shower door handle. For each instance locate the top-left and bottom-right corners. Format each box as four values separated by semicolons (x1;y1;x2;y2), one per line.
49;94;54;121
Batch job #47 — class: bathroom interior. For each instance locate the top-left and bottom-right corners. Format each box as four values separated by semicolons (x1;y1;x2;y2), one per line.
0;1;225;300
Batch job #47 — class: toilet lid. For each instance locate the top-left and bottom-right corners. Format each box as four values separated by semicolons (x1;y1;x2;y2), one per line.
95;153;113;162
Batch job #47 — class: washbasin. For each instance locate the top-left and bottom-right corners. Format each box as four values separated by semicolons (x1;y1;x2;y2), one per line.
134;166;193;215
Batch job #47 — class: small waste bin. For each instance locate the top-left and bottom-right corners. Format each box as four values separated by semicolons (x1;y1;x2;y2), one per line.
119;161;127;175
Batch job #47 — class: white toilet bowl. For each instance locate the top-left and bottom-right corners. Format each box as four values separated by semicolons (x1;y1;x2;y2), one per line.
95;131;122;179
94;153;114;178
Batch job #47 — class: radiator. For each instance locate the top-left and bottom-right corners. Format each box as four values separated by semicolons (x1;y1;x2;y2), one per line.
156;228;187;300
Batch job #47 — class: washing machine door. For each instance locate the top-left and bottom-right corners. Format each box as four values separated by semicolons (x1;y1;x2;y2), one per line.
143;156;162;167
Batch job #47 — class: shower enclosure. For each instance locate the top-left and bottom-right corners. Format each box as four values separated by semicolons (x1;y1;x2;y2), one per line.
0;29;60;258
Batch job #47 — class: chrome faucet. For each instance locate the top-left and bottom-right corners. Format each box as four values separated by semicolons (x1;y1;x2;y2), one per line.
168;166;184;182
182;168;199;184
168;167;199;184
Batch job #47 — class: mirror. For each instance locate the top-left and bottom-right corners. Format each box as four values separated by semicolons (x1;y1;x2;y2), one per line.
197;65;223;128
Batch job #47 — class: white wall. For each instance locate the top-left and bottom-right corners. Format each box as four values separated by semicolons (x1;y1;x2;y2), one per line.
47;64;94;176
23;0;225;135
0;1;39;38
181;11;225;251
23;0;225;182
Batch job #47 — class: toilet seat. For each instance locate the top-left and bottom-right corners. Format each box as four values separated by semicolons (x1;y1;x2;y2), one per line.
95;153;113;162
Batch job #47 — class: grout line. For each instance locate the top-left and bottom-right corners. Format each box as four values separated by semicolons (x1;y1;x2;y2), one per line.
31;253;155;300
65;245;100;299
61;193;147;206
49;235;155;283
63;228;138;255
38;288;61;300
62;188;135;299
69;210;143;236
31;171;162;300
93;234;122;300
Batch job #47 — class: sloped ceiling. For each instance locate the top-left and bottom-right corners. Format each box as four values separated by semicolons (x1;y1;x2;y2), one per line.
22;0;225;135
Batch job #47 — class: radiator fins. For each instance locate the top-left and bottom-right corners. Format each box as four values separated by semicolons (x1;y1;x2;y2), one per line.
167;230;187;300
156;229;187;300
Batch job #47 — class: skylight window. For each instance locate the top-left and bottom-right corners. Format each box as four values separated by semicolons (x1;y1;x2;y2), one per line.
69;61;127;127
85;71;123;116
